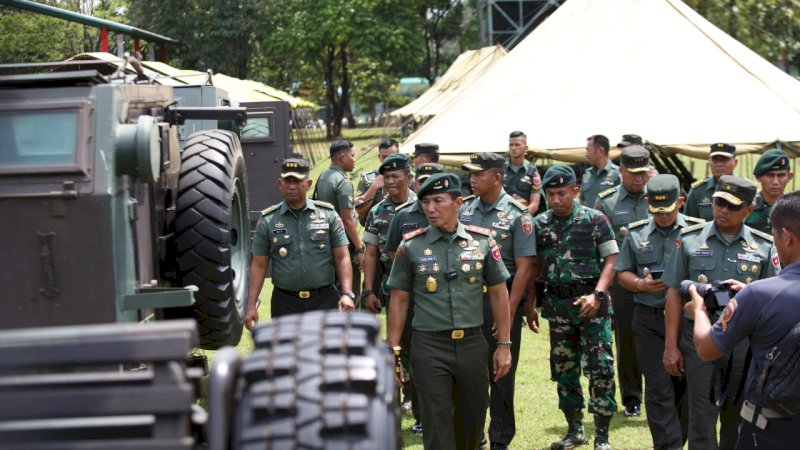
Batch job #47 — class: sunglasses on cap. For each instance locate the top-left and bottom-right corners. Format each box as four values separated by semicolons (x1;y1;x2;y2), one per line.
712;197;745;211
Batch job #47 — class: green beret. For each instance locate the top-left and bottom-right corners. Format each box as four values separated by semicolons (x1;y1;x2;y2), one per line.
378;153;411;174
620;145;651;172
418;172;461;198
462;152;505;171
713;175;757;206
753;148;791;177
542;165;577;189
415;163;444;181
647;174;680;213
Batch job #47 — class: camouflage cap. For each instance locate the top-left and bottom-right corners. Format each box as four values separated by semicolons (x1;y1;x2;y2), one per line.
616;134;643;148
713;175;757;206
415;162;444;181
414;143;439;156
417;172;461;198
647;174;680;213
753;148;791;177
620;145;651;173
280;158;310;179
541;165;576;189
378;153;411;174
461;152;505;172
709;143;736;158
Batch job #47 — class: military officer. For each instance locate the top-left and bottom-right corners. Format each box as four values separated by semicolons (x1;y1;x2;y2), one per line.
530;165;619;450
595;144;653;418
580;134;620;208
616;134;643;149
686;191;800;449
504;130;542;215
745;148;794;234
355;137;399;225
412;142;440;168
384;163;444;260
615;175;703;449
387;173;512;450
684;143;738;221
460;152;536;450
313;139;365;296
663;175;778;450
245;158;355;326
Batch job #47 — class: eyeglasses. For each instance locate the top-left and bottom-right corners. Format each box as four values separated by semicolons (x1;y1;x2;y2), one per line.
712;197;745;211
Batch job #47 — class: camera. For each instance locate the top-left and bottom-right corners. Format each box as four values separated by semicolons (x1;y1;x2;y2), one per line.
679;280;734;315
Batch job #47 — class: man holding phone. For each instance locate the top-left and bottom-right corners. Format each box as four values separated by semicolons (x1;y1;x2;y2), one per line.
615;175;704;449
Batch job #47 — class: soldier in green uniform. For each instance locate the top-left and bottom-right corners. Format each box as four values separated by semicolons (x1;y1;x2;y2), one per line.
355;138;399;225
580;134;620;208
615;174;704;449
412;142;440;168
460;152;536;450
504;130;542;215
616;134;643;149
313;139;365;296
663;175;778;450
594;145;653;418
530;165;619;450
384;163;444;260
745;148;794;234
684;143;738;221
387;173;512;450
245;158;355;327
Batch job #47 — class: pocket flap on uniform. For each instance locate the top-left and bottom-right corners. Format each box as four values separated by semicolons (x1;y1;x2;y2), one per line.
689;257;716;271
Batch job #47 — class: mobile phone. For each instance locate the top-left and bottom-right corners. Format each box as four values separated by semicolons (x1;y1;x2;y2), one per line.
650;269;664;280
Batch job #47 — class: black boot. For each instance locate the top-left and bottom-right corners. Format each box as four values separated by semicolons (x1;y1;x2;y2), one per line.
593;414;612;450
551;409;589;450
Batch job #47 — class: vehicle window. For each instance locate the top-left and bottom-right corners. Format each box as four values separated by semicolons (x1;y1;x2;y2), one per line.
0;110;77;167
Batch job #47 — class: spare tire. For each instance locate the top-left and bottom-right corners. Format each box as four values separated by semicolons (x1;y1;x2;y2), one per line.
174;130;249;350
233;311;400;449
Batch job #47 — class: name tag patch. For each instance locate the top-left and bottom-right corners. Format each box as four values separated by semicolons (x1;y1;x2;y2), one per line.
637;245;654;253
272;229;287;235
694;249;713;257
401;223;418;231
309;222;330;230
419;256;437;263
614;210;630;216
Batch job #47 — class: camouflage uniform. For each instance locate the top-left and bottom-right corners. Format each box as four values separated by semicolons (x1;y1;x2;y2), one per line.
363;190;417;293
534;202;619;416
744;191;772;234
356;169;383;202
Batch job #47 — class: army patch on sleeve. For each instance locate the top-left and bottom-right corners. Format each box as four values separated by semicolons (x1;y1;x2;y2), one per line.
675;239;682;249
522;221;533;235
771;246;781;270
717;298;738;332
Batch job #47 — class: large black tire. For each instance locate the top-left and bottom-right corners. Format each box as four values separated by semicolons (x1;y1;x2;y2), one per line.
174;130;249;350
233;311;400;450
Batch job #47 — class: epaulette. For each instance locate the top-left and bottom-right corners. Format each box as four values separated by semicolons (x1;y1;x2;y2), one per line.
261;203;280;216
750;228;774;242
681;222;706;235
598;186;618;199
466;224;492;236
685;216;706;224
463;194;476;201
395;200;414;211
690;178;705;189
312;200;335;210
402;227;427;241
628;218;650;230
509;197;527;211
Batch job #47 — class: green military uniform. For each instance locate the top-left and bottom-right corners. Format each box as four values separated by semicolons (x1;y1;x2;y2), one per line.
252;198;348;316
594;145;652;417
580;160;620;208
364;191;417;292
503;159;541;201
314;164;354;213
615;174;703;450
683;176;717;221
461;152;537;447
384;164;443;257
745;191;773;234
356;169;382;201
387;173;510;450
663;175;778;450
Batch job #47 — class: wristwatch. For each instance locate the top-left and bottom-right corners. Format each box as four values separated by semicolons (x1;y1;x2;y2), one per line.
343;291;357;300
361;289;374;300
355;246;366;254
593;290;607;301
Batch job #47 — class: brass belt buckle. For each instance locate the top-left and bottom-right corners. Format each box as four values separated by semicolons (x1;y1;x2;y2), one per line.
451;329;465;339
298;291;311;299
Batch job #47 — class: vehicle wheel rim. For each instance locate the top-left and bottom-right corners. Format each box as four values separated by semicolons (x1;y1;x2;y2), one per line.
231;176;247;315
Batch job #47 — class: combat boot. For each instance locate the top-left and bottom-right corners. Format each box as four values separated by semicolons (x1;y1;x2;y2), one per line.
593;414;613;450
551;409;589;450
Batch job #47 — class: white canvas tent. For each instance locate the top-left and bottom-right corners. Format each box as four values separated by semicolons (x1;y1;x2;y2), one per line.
400;0;800;165
389;45;507;123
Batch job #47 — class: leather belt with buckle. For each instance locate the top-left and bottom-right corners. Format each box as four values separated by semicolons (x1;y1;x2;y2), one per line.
276;285;333;300
740;400;785;430
424;326;481;340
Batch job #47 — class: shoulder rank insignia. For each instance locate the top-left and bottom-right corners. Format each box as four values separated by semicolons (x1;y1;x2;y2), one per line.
509;197;527;211
681;222;705;235
628;218;649;229
261;203;280;216
402;226;428;241
462;194;476;201
598;186;618;199
690;179;705;189
685;216;706;224
312;200;335;210
749;228;774;242
395;200;414;211
466;224;492;236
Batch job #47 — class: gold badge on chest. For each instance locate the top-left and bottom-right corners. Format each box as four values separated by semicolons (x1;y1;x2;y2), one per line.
426;276;438;293
279;247;288;257
698;274;708;284
424;248;433;256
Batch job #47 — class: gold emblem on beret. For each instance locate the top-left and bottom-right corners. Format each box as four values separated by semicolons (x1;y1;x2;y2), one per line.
698;274;708;284
432;263;440;272
462;264;470;273
278;247;288;257
751;265;759;273
426;276;437;293
424;248;432;256
475;262;483;270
